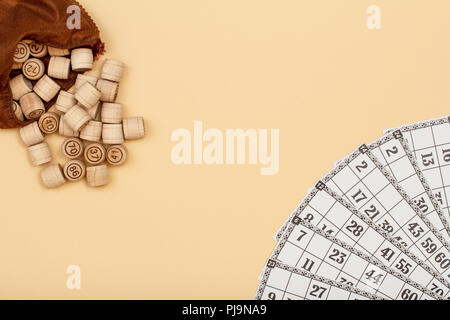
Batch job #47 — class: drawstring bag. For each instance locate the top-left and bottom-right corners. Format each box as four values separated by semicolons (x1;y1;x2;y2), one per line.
0;0;104;129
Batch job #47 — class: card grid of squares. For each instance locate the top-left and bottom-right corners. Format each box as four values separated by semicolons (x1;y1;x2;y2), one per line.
258;116;450;300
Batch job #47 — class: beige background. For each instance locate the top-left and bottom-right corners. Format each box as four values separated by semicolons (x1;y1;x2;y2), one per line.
1;0;450;299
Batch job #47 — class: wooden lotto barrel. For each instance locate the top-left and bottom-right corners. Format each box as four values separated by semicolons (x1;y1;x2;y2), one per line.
86;164;109;187
61;137;84;159
34;75;61;102
63;160;86;182
102;123;124;144
19;92;45;120
19;122;44;147
55;90;76;113
10;74;32;100
41;164;66;188
101;103;122;124
28;142;52;166
101;59;125;82
65;105;91;132
80;120;102;142
38;112;60;135
123;117;145;140
75;82;101;109
71;48;93;71
48;57;71;80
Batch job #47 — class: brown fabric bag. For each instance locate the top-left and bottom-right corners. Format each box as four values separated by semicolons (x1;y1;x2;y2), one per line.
0;0;104;129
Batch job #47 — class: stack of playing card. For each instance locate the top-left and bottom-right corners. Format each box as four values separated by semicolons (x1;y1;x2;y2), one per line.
256;116;450;300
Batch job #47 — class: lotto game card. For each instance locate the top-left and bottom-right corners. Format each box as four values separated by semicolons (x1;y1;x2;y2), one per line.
256;259;384;300
271;183;449;297
318;143;450;281
384;116;450;234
